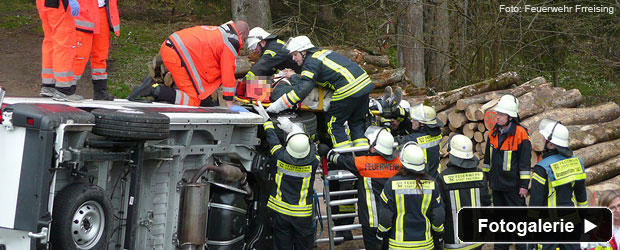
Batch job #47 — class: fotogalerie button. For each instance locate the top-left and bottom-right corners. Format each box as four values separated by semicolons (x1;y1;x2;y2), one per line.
457;207;612;243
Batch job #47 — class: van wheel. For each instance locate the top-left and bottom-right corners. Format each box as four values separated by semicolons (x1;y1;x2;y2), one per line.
91;108;170;140
51;184;112;250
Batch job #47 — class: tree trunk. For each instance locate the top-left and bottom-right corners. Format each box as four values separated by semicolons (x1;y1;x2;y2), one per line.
463;122;475;138
437;106;454;125
399;0;425;87
231;0;271;29
465;103;483;121
474;131;484;143
575;138;620;167
371;68;406;88
477;122;486;132
521;102;620;132
428;0;450;90
448;110;467;128
234;56;252;78
518;87;584;120
405;72;519;112
585;155;620;185
569;117;620;150
455;78;548;111
364;54;391;67
587;175;620;198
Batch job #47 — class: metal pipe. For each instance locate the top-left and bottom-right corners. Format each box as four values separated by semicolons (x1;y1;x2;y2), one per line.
189;163;253;199
180;182;209;247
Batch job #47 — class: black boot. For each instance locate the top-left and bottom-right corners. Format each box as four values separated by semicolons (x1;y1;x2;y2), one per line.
93;79;115;101
128;75;160;101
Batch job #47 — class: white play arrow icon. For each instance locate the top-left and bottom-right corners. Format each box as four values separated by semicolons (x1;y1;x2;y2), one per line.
584;219;597;233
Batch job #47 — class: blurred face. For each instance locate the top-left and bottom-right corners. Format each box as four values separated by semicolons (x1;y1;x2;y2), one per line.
391;119;401;129
291;51;304;66
609;197;620;224
496;112;510;127
411;119;421;130
252;40;266;55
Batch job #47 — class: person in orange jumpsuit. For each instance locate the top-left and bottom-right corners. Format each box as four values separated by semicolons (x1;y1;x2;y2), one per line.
72;0;120;100
128;21;249;108
37;0;81;101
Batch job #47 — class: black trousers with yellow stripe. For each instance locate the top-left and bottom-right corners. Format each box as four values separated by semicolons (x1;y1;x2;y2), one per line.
272;212;314;250
493;190;527;250
327;94;370;148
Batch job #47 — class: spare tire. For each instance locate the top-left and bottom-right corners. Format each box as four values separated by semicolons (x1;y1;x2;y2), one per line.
271;111;317;141
51;183;113;250
91;109;170;140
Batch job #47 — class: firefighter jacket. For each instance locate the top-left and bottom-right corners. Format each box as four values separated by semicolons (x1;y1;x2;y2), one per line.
278;48;374;108
483;122;532;191
378;173;445;250
333;152;401;228
245;37;301;78
397;127;443;179
529;150;588;207
263;121;320;217
438;163;491;249
164;22;242;102
74;0;119;36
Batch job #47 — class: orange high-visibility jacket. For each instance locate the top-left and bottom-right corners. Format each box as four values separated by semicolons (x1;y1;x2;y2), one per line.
166;22;242;101
75;0;119;36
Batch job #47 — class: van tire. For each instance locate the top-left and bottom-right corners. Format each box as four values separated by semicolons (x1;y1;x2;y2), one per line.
91;109;170;140
51;183;112;250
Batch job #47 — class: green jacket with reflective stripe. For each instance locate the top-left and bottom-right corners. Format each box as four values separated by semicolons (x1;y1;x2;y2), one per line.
286;48;374;105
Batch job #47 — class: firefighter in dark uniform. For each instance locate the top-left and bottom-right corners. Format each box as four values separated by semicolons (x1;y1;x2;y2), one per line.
320;127;401;250
266;35;374;149
245;27;301;79
262;119;320;250
530;119;587;250
482;94;531;250
438;134;491;250
397;104;444;179
378;142;444;250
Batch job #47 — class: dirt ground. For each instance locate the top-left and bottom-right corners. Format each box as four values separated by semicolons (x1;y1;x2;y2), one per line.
0;29;96;98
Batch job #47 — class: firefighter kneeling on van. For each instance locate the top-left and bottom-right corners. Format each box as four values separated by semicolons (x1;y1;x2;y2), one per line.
377;142;445;250
320;127;401;250
438;134;491;250
262;118;320;250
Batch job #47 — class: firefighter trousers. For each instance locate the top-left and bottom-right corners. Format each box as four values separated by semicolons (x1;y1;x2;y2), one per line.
327;94;370;148
37;0;76;93
272;212;314;250
362;225;382;250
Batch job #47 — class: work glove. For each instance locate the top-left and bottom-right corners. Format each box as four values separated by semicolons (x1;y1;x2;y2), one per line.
228;105;248;113
377;229;389;241
68;0;80;17
326;150;338;163
317;144;331;157
265;97;290;113
253;102;270;122
276;116;293;133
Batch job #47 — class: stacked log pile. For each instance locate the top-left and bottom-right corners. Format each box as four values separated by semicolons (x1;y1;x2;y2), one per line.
401;73;620;199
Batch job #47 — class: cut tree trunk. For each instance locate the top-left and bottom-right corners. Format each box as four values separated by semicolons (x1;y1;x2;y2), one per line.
405;72;519;112
371;68;406;88
463;123;475;138
465;103;483;121
587;175;620;201
363;54;390;67
518;87;583;120
477;122;486;132
521;102;620;131
437;106;454;126
234;56;252;79
455;77;548;111
569;117;620;150
448;111;467;128
585;155;620;185
474;131;484;143
575;138;620;167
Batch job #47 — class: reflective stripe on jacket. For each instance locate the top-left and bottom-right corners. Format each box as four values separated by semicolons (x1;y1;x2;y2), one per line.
483;122;532;191
263;121;320;217
165;22;242;101
529;152;588;207
378;174;444;250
